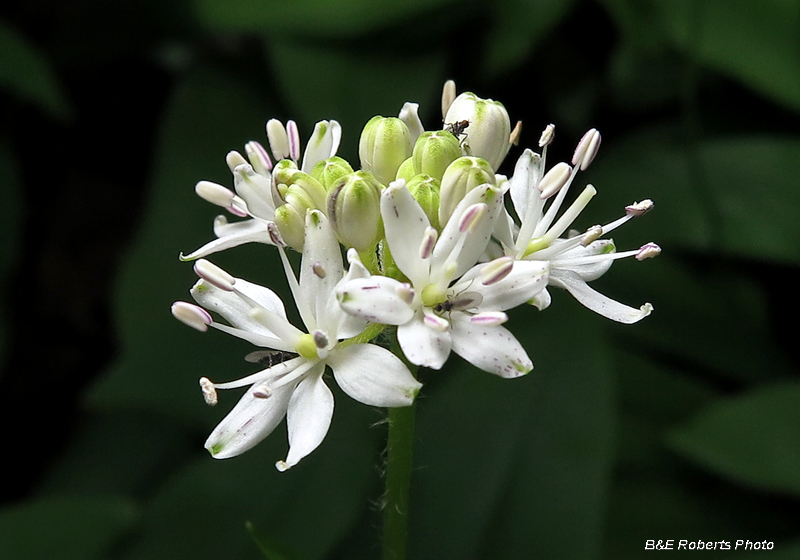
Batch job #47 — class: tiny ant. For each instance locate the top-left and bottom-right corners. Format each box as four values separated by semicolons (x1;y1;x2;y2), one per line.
245;350;298;368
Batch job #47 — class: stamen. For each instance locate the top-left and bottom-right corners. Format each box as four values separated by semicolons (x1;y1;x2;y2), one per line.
470;311;508;326
571;129;601;170
510;120;523;146
480;256;514;285
459;203;487;233
194;259;236;291
245;140;273;174
195;181;235;208
419;227;438;260
312;262;326;278
423;309;450;331
539;184;597;246
626;199;654;216
538;162;572;199
441;79;457;119
266;119;290;161
199;377;218;406
286;120;300;161
581;225;604;247
171;301;212;332
267;222;287;247
253;383;272;399
225;150;248;172
538;124;555;148
636;243;661;261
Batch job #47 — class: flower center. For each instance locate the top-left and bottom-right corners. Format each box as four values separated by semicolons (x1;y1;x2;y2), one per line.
295;333;319;360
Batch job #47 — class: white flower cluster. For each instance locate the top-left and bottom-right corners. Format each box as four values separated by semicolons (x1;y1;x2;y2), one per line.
172;81;659;470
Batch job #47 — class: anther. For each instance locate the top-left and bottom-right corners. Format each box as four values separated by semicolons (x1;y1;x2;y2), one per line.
419;227;438;260
199;377;218;406
313;330;329;349
458;203;487;233
470;311;508;326
441;80;457;119
480;256;514;285
195;181;235;208
538;162;572;199
193;259;236;291
253;384;273;399
245;140;273;173
538;124;555;148
635;243;661;261
625;199;654;217
172;301;213;332
581;225;604;246
571;128;601;170
312;262;326;278
266;119;290;161
510;120;523;146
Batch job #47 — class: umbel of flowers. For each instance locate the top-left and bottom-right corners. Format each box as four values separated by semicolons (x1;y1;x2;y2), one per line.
172;81;660;470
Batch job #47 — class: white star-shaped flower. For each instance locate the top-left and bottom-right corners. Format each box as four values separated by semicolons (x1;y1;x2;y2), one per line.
172;210;421;471
336;180;549;377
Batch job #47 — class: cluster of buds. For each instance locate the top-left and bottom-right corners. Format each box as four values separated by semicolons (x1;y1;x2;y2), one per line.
172;80;660;470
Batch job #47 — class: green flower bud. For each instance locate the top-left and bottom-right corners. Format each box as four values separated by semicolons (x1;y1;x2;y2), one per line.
439;156;496;227
405;174;441;230
274;199;307;252
444;92;511;171
411;130;462;182
359;116;413;186
272;160;327;210
395;157;415;182
327;170;383;251
311;156;355;191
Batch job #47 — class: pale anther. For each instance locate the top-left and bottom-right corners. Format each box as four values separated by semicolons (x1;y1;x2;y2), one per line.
419;227;438;259
172;301;213;332
225;150;248;172
312;262;326;278
581;225;604;246
458;203;487;233
313;330;329;349
480;256;514;285
626;199;654;216
510;120;523;146
194;259;236;291
572;128;601;170
199;377;218;406
539;124;555;147
636;243;661;261
195;181;235;208
441;80;457;119
538;162;572;199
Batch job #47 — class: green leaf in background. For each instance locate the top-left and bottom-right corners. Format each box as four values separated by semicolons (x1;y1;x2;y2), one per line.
650;0;800;114
0;495;138;560
86;64;287;424
668;382;800;497
195;0;466;37
246;521;307;560
410;300;614;559
0;142;20;363
265;39;447;158
482;0;577;78
0;19;72;120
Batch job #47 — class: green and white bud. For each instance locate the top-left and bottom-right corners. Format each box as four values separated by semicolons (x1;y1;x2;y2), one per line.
411;130;462;182
395;157;415;182
405;174;441;230
272;160;327;210
274;184;316;251
359;116;413;186
311;156;354;191
444;92;511;171
327;171;383;251
439;156;496;227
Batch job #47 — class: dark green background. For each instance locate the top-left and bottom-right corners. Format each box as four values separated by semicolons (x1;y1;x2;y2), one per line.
1;0;798;558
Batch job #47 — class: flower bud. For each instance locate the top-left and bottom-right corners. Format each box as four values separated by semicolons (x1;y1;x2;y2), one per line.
359;116;413;186
412;130;462;182
311;156;354;191
327;171;383;251
405;174;441;230
439;156;496;227
272;160;327;210
395;157;415;182
274;184;316;251
444;92;511;171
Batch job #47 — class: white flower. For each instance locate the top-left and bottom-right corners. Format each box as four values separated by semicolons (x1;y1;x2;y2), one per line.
336;180;548;377
496;127;659;323
173;210;421;471
180;119;342;261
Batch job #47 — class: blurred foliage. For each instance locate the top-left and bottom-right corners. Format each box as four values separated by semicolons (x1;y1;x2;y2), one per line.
0;0;798;559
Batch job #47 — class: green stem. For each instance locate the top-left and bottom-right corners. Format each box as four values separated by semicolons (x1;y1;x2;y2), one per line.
383;402;416;560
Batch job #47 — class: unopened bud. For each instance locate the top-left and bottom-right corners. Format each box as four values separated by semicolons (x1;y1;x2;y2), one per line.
444;92;512;170
171;301;213;332
272;160;327;210
274;201;307;252
439;156;496;227
327;170;383;251
395;157;415;182
359;116;413;186
406;174;441;230
412;130;462;182
311;156;354;191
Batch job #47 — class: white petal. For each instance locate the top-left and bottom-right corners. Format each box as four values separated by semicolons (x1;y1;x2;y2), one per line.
336;276;415;325
456;260;549;311
232;164;276;219
549;269;653;323
331;250;371;339
180;218;273;261
280;365;334;470
450;316;532;378
432;183;503;279
204;380;296;459
397;312;451;369
553;239;615;281
381;182;431;286
299;211;344;330
508;148;543;222
329;344;421;407
191;278;286;336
